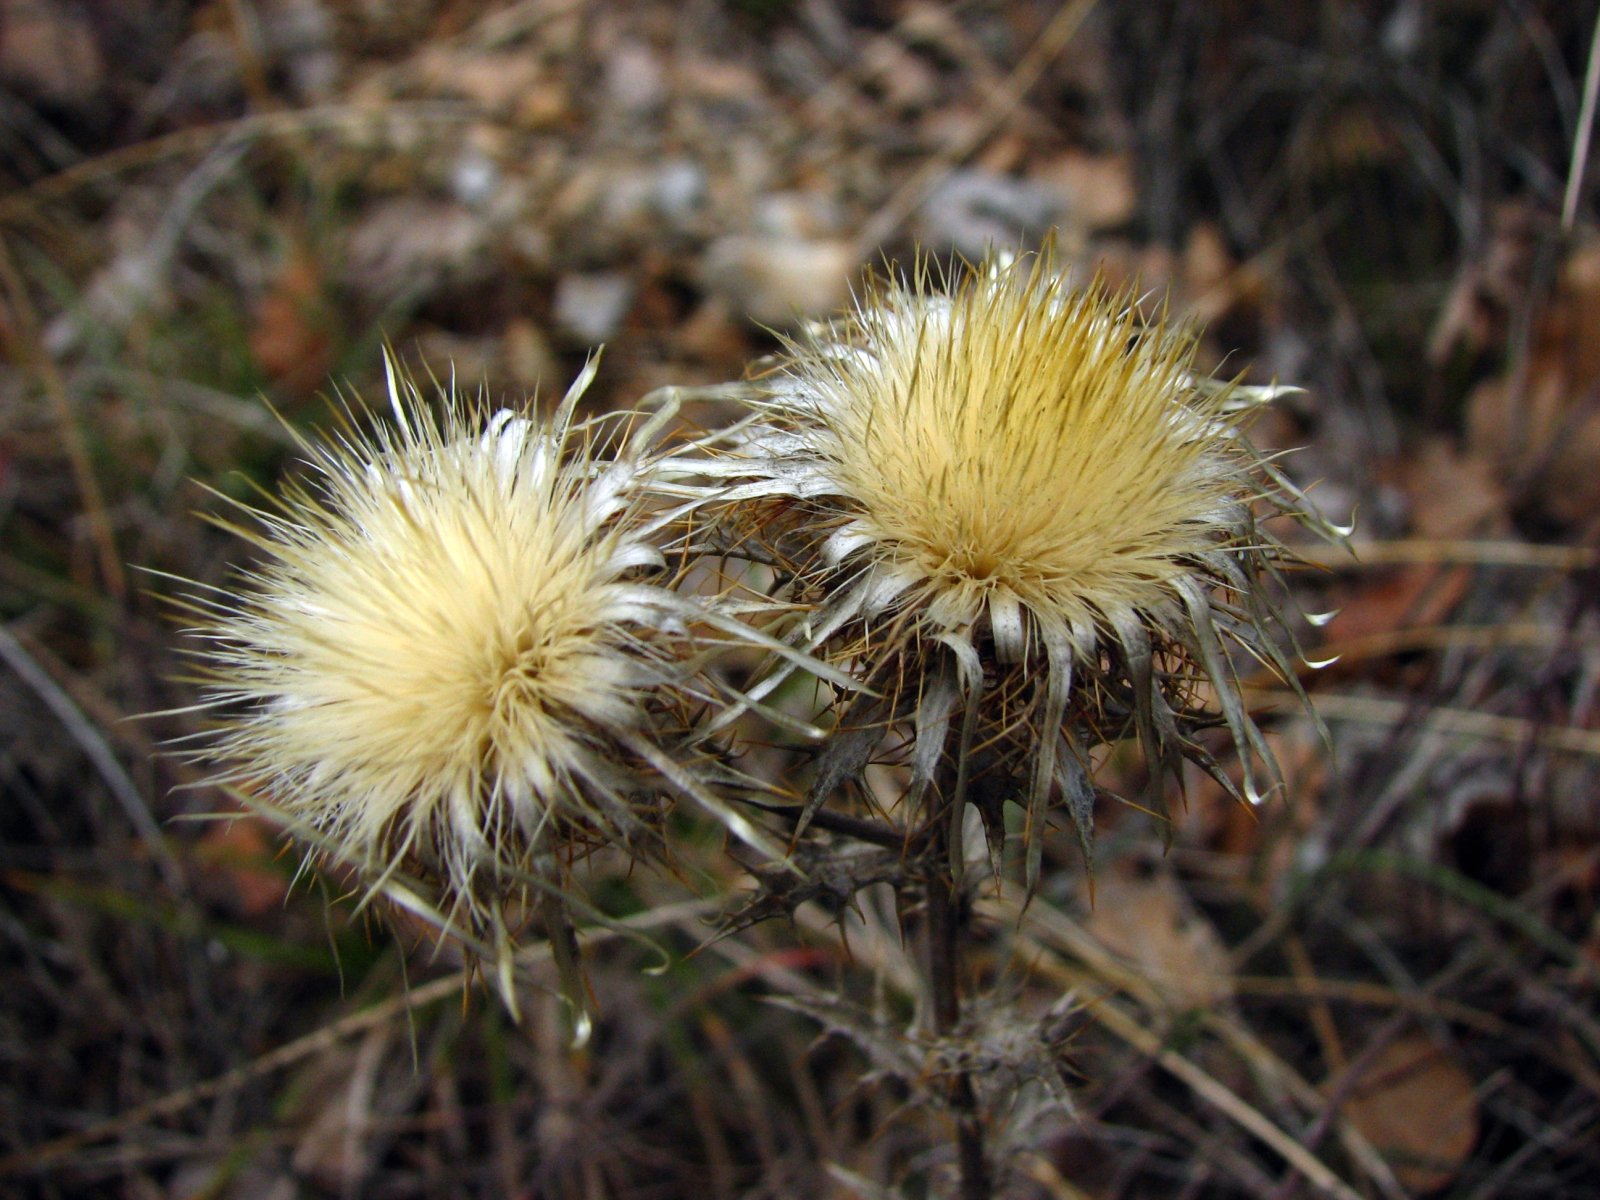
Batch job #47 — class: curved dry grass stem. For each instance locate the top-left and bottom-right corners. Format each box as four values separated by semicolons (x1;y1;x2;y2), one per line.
1246;688;1600;758
1562;6;1600;231
1299;538;1598;570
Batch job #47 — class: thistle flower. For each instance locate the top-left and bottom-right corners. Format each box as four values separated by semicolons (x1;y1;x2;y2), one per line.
173;354;795;1011
696;246;1334;884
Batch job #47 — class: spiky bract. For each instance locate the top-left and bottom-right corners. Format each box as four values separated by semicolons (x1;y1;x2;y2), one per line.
701;247;1323;879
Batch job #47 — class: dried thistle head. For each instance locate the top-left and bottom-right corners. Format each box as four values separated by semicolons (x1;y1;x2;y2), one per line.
172;354;782;1011
700;245;1334;882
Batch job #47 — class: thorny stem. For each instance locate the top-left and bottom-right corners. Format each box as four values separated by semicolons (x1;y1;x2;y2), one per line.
741;797;905;849
926;814;989;1200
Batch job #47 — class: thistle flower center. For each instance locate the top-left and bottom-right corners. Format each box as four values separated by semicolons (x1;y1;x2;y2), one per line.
795;277;1233;629
952;548;1000;581
489;629;554;716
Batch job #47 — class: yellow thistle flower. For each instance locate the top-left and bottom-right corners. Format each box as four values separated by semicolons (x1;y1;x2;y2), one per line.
699;246;1334;884
172;354;806;1013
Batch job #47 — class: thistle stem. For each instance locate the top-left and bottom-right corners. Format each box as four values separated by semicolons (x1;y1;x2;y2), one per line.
926;817;989;1200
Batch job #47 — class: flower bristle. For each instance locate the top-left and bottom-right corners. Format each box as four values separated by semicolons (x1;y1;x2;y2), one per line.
814;263;1229;633
695;243;1322;877
177;355;720;948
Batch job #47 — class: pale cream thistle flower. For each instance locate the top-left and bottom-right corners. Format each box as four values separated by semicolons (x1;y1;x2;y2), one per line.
176;355;789;1008
699;246;1334;883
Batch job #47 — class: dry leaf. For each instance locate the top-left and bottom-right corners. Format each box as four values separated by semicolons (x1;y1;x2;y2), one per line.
1034;150;1137;234
194;814;290;919
1334;1035;1479;1193
341;198;489;304
700;235;857;327
250;251;334;396
1399;438;1509;539
1085;869;1233;1008
1321;563;1470;649
1321;442;1493;651
858;35;938;114
1181;221;1242;325
0;0;102;104
412;46;544;115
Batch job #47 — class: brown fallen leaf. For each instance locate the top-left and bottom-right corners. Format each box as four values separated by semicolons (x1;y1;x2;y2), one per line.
1320;563;1471;651
1181;220;1264;327
1084;868;1233;1009
250;250;335;399
1319;439;1503;655
1033;149;1137;235
0;0;102;105
1400;438;1510;540
194;813;290;919
1333;1035;1479;1194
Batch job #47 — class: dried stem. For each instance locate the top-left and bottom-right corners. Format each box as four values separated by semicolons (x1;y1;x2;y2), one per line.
925;813;989;1200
